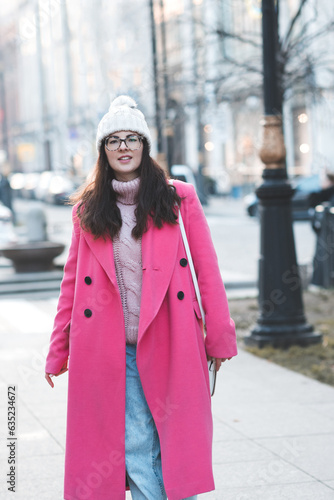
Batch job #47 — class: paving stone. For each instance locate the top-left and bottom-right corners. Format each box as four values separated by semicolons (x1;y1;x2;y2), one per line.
211;458;312;489
212;438;273;464
255;434;334;482
201;481;334;500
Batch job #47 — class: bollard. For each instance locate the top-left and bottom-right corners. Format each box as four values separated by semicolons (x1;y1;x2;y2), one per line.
311;203;334;288
26;205;47;242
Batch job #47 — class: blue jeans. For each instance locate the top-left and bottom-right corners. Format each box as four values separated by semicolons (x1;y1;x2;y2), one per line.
125;344;197;500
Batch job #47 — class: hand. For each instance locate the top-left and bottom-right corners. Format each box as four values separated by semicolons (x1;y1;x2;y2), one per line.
45;361;68;388
207;355;232;372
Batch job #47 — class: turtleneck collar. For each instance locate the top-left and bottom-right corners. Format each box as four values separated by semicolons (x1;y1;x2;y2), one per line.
111;176;140;205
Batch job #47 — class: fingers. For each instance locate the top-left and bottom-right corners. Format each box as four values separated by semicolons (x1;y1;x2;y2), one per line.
210;357;232;372
45;373;54;388
45;361;68;386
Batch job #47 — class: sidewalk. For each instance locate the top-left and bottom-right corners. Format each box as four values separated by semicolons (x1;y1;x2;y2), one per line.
0;297;333;499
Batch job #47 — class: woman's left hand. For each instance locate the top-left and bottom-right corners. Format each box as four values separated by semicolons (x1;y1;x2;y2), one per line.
207;356;232;371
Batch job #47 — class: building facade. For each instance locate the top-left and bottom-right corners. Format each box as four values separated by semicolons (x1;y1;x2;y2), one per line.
0;0;334;192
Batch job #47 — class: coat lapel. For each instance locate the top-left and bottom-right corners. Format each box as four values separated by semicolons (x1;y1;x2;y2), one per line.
139;218;180;341
82;231;118;287
82;217;181;340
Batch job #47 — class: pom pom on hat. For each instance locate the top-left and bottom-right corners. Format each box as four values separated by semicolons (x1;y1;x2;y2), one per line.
96;95;152;152
109;95;137;109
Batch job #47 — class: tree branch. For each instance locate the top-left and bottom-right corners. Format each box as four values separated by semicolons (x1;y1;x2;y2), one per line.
286;20;334;55
281;0;308;52
215;28;262;49
216;54;263;75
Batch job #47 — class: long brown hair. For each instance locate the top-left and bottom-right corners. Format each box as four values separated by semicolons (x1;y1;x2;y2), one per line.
70;139;182;239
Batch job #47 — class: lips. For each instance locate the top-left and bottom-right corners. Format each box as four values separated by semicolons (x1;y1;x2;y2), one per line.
118;155;132;160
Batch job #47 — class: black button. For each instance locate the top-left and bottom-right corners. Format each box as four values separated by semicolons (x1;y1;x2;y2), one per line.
84;309;92;318
84;276;92;285
180;258;188;267
177;291;184;300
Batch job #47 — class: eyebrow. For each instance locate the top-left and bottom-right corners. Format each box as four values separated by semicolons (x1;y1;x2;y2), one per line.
108;134;138;138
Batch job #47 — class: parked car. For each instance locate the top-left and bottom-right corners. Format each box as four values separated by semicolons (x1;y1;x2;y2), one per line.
10;171;77;205
0;202;17;247
35;171;76;204
44;174;76;205
21;172;40;199
244;174;323;220
170;164;197;189
10;172;27;198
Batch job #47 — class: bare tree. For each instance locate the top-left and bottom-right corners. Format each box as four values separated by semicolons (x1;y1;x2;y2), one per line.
200;0;334;105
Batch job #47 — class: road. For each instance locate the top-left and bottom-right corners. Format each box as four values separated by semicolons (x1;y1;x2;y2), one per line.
204;197;316;284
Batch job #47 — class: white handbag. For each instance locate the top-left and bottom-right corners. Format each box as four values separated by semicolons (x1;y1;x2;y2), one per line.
177;208;217;396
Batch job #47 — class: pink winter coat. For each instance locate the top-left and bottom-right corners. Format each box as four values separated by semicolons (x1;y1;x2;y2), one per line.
45;180;237;500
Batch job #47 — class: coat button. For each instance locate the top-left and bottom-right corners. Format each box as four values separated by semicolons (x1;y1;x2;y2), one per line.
84;309;92;318
84;276;92;285
177;291;185;300
180;258;188;267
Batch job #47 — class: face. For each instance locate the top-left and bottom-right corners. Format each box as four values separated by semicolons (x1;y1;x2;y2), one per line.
104;130;143;182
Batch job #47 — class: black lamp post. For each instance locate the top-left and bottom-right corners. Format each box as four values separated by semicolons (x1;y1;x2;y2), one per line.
244;0;322;348
149;0;163;156
0;58;9;158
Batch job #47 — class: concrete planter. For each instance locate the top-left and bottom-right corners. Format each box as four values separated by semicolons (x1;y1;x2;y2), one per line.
1;242;65;273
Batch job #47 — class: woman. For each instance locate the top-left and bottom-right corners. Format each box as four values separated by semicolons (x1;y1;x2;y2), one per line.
45;95;237;500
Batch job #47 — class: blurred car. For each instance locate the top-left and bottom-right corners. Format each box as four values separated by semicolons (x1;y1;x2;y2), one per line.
34;171;53;201
214;172;231;196
35;171;76;204
9;172;41;199
21;172;40;199
44;174;76;204
10;172;27;198
10;171;76;204
0;202;17;247
244;174;322;220
170;164;197;189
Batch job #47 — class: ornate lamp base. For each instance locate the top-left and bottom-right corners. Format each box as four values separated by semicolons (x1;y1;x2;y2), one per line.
244;115;322;349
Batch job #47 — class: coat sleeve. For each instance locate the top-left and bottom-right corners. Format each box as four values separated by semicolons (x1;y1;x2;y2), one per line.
45;206;80;374
181;183;238;359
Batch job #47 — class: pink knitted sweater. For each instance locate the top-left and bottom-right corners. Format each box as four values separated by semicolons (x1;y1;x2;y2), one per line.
112;177;142;344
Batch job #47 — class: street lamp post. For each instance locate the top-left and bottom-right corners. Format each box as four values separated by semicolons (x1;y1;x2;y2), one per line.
149;0;164;159
189;0;207;205
35;0;52;171
244;0;322;348
158;0;170;171
0;65;9;158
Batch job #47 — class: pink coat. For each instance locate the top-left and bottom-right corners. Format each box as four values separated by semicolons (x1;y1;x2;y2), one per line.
45;180;237;500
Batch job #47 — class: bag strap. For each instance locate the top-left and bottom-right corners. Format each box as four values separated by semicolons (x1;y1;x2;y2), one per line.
177;208;206;331
168;179;206;329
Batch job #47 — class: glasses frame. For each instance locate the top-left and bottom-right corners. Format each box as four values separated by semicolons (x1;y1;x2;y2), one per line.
104;134;143;152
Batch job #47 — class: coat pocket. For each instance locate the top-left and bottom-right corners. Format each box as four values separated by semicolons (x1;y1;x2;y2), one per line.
193;299;202;320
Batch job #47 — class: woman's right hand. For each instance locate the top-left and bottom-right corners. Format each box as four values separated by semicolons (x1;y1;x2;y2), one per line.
45;361;68;388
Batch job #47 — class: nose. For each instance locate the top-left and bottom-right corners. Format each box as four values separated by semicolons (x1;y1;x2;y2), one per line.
119;139;129;150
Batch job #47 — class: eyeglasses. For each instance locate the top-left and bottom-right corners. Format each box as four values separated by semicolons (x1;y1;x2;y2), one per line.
104;134;143;151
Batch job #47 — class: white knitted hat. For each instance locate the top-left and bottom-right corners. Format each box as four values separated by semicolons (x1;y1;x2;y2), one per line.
96;95;152;152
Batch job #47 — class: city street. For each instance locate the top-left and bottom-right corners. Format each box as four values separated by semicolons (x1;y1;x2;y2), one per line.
1;0;334;497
